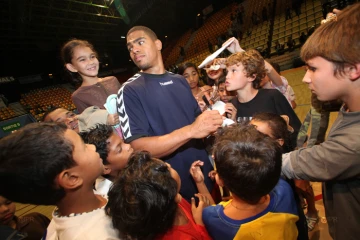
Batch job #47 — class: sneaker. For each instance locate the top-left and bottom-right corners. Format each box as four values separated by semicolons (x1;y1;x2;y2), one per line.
306;214;319;231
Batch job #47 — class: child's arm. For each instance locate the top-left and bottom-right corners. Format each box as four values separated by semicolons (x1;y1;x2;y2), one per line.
224;103;237;122
191;193;210;225
190;160;216;205
191;194;213;240
264;60;285;88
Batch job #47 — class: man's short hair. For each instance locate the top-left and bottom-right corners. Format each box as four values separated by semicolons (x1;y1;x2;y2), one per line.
41;106;60;122
79;124;113;165
301;3;360;77
226;49;267;89
0;122;76;205
105;151;178;239
127;26;158;41
213;123;282;204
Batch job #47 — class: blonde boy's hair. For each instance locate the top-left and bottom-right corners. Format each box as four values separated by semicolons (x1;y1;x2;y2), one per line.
226;49;267;89
301;3;360;77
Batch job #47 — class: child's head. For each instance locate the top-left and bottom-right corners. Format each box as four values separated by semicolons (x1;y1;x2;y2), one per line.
250;112;291;152
217;76;231;103
61;39;99;84
206;67;224;84
226;49;267;91
0;122;103;205
106;151;180;240
80;124;133;178
300;4;360;102
178;62;200;89
204;58;226;85
0;195;16;225
43;107;80;133
213;124;282;204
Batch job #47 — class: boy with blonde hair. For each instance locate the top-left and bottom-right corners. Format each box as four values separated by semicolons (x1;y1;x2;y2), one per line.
224;47;301;149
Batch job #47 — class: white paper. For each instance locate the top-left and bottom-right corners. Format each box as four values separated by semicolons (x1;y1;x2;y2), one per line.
222;118;235;127
198;38;235;69
210;101;226;115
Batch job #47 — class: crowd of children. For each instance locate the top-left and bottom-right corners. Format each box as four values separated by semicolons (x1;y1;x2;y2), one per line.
0;2;359;240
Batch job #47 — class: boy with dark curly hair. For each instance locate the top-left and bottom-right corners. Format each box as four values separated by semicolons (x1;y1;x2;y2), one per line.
106;151;211;240
80;124;133;194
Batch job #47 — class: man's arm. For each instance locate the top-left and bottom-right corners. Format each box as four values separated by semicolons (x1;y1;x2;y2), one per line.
130;110;223;158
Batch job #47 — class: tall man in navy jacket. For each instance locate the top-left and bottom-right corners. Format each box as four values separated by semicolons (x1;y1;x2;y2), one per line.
117;26;223;201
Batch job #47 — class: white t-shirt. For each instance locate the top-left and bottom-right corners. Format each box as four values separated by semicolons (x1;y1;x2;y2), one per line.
94;176;113;196
45;197;120;240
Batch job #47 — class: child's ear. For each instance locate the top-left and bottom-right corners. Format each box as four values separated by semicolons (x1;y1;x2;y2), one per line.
65;63;78;73
276;138;284;146
155;39;162;51
248;73;257;82
174;193;182;204
57;170;83;190
215;174;225;187
103;165;112;175
347;63;360;81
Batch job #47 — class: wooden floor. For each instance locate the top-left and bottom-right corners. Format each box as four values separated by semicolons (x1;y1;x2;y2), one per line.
15;67;334;239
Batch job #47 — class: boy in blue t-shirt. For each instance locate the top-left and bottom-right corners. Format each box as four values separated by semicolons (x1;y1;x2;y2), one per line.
190;124;299;240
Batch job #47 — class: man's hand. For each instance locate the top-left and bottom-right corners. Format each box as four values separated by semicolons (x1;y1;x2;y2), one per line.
190;160;205;183
191;193;211;226
222;37;245;54
189;110;223;139
106;113;120;125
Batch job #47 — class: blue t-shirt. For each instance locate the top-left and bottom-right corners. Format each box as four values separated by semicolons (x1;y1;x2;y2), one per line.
202;178;299;240
117;72;213;201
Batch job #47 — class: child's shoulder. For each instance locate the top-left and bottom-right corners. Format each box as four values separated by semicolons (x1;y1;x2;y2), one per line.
99;76;117;83
202;200;230;219
270;178;297;215
259;88;282;96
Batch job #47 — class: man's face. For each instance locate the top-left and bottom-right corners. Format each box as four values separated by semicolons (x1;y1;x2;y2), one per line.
126;30;161;72
303;57;347;101
44;109;79;133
